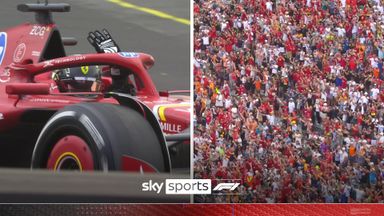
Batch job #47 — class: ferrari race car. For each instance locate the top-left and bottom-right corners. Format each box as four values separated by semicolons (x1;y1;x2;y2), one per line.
0;3;190;173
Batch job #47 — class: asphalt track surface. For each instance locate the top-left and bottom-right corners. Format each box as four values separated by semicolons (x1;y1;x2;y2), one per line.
0;168;189;203
0;0;190;90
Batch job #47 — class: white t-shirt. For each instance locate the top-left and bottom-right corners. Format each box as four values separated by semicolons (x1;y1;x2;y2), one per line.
360;95;368;104
202;36;209;45
355;189;365;202
341;0;346;7
306;0;312;7
352;25;358;34
216;94;224;107
379;135;384;144
353;91;361;103
221;22;227;31
337;27;346;37
267;115;275;125
288;101;295;113
371;88;380;100
225;98;232;109
370;58;378;68
340;151;348;162
222;158;229;167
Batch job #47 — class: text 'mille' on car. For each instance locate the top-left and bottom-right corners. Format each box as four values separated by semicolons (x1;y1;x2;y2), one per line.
0;2;190;173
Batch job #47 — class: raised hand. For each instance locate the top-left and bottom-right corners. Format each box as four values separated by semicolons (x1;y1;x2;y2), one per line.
87;29;121;53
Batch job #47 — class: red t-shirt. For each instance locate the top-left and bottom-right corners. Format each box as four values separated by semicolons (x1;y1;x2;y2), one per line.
349;56;357;71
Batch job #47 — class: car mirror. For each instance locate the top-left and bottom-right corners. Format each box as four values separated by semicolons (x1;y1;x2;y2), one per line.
6;83;50;95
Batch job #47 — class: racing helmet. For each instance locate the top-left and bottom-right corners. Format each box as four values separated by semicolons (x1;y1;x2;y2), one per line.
53;66;102;92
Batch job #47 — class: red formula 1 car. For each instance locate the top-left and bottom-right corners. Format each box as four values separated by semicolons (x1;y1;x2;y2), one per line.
0;3;190;173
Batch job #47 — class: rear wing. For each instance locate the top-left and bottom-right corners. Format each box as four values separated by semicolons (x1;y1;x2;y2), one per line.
17;3;70;24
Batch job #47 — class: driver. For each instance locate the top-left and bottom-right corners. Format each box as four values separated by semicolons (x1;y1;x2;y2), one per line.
51;29;136;95
107;66;137;95
87;29;136;95
52;65;101;92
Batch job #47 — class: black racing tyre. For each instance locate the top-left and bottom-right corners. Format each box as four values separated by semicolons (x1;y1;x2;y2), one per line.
31;103;170;172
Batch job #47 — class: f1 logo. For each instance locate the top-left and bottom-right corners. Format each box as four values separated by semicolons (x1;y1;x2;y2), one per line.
212;183;240;191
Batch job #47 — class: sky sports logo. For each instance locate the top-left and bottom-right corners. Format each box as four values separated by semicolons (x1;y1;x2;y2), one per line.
142;179;241;195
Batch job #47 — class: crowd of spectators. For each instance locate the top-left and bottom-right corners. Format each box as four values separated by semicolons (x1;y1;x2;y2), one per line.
193;0;384;203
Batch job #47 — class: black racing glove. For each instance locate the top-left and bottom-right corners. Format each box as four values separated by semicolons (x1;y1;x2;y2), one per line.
87;29;121;53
